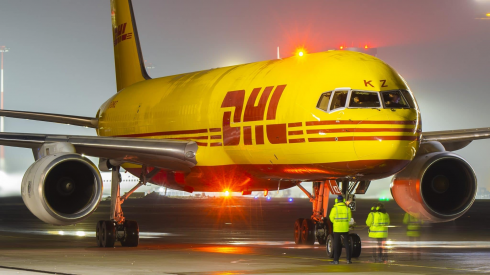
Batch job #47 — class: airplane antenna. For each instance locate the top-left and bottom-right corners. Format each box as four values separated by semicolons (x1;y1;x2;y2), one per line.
0;46;9;170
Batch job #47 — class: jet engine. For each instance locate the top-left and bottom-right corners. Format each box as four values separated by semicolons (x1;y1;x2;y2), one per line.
21;153;103;225
391;151;477;222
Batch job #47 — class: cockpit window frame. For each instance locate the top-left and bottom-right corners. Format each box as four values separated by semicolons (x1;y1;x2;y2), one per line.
316;88;416;113
316;88;351;114
346;90;382;109
380;89;413;109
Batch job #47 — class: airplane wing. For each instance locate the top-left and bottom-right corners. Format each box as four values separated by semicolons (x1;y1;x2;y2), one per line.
422;128;490;151
0;132;198;173
0;109;98;128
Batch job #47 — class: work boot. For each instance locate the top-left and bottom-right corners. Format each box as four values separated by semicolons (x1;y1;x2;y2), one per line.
330;261;339;265
347;260;352;264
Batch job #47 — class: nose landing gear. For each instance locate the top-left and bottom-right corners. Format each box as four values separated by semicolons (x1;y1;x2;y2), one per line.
294;180;365;259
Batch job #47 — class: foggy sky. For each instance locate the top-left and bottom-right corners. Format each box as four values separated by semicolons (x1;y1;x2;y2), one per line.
0;0;489;197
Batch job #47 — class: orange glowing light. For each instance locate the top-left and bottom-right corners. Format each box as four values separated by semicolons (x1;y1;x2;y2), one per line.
224;190;230;197
364;45;369;49
339;46;344;50
194;246;253;254
295;47;307;57
487;13;490;17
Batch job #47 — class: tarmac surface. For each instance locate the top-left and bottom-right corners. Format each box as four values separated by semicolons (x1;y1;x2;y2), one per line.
0;194;489;274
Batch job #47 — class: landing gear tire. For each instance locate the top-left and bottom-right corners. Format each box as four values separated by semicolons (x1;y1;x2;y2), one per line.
349;233;362;258
98;220;116;248
294;218;304;244
315;223;327;245
301;219;315;245
120;220;139;247
96;220;103;247
326;234;334;258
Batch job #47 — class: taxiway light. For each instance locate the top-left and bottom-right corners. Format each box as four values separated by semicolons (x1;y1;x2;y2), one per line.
266;196;271;200
340;46;344;50
364;45;369;49
288;198;293;202
487;13;490;17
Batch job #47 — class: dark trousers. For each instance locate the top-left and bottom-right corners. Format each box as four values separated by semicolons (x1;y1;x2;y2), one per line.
333;232;351;262
373;238;386;261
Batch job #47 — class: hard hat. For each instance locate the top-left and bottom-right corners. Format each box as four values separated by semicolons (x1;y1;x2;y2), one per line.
337;195;343;201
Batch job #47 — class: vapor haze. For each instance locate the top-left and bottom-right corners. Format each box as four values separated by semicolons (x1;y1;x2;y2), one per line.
0;0;489;198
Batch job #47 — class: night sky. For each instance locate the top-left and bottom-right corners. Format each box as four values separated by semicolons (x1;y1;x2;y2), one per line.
0;0;489;197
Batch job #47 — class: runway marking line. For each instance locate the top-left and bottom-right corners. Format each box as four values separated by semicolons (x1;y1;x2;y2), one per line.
0;265;75;275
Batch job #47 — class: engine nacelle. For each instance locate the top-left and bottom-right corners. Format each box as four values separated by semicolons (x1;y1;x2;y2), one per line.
21;153;103;225
391;151;477;222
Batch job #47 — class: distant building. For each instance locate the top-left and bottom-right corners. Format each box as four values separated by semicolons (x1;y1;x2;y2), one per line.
476;187;490;199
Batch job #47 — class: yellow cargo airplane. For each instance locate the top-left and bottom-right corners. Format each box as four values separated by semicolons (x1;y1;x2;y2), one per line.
0;0;487;255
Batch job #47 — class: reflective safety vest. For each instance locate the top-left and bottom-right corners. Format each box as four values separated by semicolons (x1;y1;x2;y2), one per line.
367;212;390;238
403;213;422;237
329;202;352;233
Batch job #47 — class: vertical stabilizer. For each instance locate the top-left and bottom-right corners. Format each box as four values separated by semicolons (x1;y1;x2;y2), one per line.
111;0;150;92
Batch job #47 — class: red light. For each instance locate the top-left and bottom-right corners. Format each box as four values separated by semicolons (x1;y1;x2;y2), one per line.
364;45;368;49
340;46;344;50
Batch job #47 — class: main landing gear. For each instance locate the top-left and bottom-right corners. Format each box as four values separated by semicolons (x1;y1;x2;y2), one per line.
96;166;160;248
294;180;364;258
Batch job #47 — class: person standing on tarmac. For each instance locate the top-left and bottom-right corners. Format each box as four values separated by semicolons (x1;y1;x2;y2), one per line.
366;203;390;262
403;212;423;260
329;195;352;265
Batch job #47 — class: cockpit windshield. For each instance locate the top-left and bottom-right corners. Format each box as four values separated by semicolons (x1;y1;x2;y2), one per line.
381;91;410;108
349;91;380;108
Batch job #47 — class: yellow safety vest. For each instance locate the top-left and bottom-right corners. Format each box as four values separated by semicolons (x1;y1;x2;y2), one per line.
329;202;351;233
403;213;422;237
369;212;389;238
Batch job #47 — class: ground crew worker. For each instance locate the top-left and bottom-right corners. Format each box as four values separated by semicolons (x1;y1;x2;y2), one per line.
329;195;352;264
366;203;390;262
403;212;423;260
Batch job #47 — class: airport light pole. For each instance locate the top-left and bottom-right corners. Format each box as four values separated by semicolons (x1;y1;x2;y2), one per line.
0;46;9;170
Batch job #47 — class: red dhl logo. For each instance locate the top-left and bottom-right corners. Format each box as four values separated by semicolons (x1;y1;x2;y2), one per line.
113;23;133;46
220;85;287;146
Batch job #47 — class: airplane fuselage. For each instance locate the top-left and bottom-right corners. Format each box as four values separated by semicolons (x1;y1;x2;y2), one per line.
97;51;421;192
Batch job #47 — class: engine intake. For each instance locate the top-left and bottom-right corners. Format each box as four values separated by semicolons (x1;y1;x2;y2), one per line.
21;153;102;225
391;151;477;222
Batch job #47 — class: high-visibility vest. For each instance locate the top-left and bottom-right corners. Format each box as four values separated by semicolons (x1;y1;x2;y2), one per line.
403;213;422;237
369;212;389;238
329;202;351;233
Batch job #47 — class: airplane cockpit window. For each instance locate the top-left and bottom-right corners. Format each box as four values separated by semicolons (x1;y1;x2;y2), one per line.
316;92;332;111
349;91;380;108
330;91;348;111
382;90;410;108
400;90;416;109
